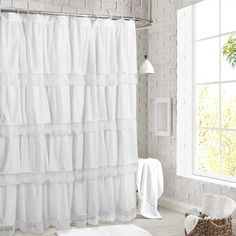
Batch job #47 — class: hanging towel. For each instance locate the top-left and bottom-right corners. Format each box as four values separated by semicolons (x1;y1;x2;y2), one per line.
136;158;164;219
56;224;152;236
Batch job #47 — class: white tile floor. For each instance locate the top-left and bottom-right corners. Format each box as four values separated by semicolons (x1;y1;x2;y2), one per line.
14;207;185;236
134;207;185;236
13;207;236;236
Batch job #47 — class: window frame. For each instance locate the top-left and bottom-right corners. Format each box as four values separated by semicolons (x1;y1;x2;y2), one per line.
192;0;236;183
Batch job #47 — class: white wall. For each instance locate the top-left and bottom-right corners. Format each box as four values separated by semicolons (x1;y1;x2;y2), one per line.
148;0;236;207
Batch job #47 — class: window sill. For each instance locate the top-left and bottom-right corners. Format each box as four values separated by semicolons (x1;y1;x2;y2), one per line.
189;173;236;189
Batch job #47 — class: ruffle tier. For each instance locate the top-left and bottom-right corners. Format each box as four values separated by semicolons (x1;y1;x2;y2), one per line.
0;14;137;74
0;173;137;235
0;82;136;126
0;126;138;183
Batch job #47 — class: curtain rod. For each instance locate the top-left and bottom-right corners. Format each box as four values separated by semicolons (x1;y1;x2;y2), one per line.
0;8;153;29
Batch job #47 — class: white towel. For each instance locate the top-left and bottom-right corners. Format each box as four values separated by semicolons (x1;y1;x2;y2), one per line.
184;194;236;235
56;225;152;236
136;158;164;219
185;215;199;235
201;194;236;219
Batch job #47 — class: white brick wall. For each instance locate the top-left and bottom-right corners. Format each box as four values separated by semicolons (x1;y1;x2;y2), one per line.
148;0;236;208
0;0;149;158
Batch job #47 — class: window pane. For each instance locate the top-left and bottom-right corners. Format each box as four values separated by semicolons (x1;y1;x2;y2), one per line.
196;129;220;174
222;83;236;129
221;0;236;34
196;85;219;128
222;131;236;177
196;38;219;83
196;0;219;40
221;35;236;82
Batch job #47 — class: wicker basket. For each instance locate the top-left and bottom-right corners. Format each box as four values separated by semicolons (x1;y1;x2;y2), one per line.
185;214;234;236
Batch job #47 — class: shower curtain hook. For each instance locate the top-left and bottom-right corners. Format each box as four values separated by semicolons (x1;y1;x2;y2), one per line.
40;0;44;16
27;2;30;16
91;9;97;19
95;11;98;19
106;9;112;20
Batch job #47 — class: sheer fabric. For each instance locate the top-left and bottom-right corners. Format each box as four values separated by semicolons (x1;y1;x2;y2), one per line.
0;13;138;234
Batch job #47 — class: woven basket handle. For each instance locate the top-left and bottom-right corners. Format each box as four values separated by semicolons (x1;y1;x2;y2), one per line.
208;218;229;229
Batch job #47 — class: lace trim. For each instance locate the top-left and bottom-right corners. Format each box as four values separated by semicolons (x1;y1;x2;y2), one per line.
0;163;138;185
0;74;138;87
0;208;136;234
0;226;14;236
0;119;137;136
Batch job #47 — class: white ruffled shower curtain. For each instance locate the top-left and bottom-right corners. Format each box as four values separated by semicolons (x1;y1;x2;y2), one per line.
0;13;138;234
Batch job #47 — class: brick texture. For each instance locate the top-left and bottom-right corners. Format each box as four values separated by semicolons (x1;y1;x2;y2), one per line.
148;0;236;208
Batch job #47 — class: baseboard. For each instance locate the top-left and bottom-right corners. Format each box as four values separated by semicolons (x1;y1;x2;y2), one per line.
159;197;197;215
159;197;236;227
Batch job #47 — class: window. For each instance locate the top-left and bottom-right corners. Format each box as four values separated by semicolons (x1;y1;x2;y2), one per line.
193;0;236;182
